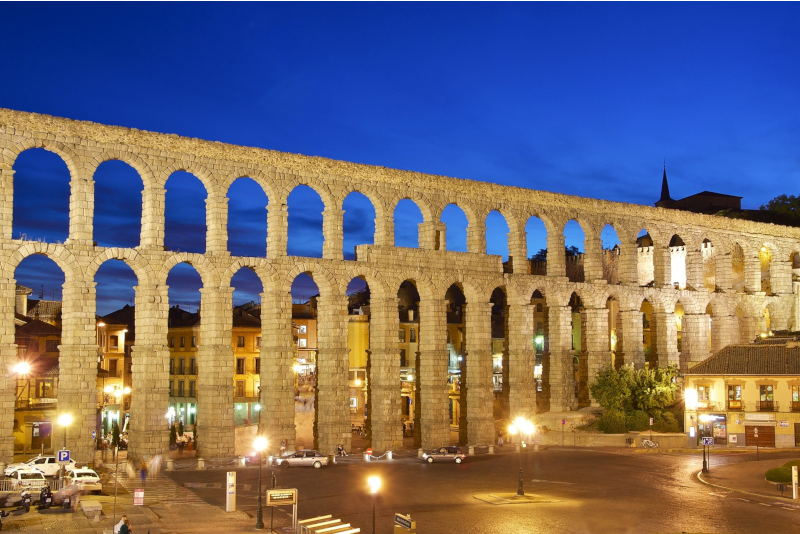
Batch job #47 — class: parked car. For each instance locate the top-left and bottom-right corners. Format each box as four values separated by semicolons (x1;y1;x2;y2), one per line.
63;468;102;494
272;450;329;468
4;456;75;478
422;446;466;464
7;469;47;489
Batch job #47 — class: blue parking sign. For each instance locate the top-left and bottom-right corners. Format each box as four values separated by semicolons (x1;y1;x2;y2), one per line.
57;450;70;463
701;437;713;446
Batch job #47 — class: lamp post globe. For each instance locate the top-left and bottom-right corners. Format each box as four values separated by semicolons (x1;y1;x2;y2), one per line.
58;413;72;450
509;417;534;496
253;436;268;529
368;476;381;534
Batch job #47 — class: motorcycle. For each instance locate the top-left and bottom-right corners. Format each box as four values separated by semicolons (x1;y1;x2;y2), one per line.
39;486;53;509
20;490;31;513
0;509;10;531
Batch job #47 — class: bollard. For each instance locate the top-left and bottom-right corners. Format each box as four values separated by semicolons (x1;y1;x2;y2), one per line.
533;443;539;451
364;453;370;462
166;458;174;471
239;456;247;467
197;458;206;470
417;448;424;459
488;445;494;455
387;451;393;460
468;445;475;456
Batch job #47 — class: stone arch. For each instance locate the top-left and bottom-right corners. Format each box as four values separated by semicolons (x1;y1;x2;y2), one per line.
157;253;219;288
158;161;217;195
283;175;336;212
222;169;277;204
281;262;336;299
701;237;716;291
5;138;81;179
86;150;156;190
226;175;270;258
485;209;511;261
4;243;76;280
440;202;470;252
341;190;378;260
221;257;276;292
669;233;687;289
87;248;152;286
336;265;389;300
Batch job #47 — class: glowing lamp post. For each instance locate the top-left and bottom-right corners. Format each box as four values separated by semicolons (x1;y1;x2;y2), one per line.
508;417;535;496
368;475;381;534
57;413;72;450
253;435;267;529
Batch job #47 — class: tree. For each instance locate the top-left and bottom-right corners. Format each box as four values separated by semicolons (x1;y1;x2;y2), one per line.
529;245;582;261
760;194;800;220
590;364;680;415
169;423;177;445
177;420;184;437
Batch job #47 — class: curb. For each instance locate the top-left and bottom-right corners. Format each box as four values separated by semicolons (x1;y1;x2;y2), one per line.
695;470;795;502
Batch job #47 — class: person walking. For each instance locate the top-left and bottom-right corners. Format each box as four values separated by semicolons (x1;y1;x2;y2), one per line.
140;461;148;487
280;439;287;456
497;434;504;448
119;518;132;534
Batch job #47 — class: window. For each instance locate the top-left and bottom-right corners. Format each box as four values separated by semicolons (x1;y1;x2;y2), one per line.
237;336;245;348
169;381;175;397
698;385;709;402
400;349;407;367
189;380;196;397
170;337;175;348
178;358;185;375
254;358;260;374
46;340;59;352
298;339;307;348
169;358;175;374
236;358;245;375
108;358;118;376
728;384;742;407
398;329;405;342
110;335;119;349
298;325;307;334
189;358;196;375
410;328;416;343
793;386;800;402
37;380;53;398
236;380;245;397
256;336;261;348
178;380;185;397
180;336;185;348
760;385;774;401
191;336;196;348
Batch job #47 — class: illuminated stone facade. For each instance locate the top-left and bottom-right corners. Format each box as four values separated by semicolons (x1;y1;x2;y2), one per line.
0;108;798;465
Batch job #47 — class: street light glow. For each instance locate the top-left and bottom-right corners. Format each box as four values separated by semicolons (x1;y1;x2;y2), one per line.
253;436;267;452
684;388;698;410
13;361;31;375
58;413;72;427
367;475;381;494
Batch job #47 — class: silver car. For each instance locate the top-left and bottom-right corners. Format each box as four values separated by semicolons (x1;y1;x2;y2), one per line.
273;450;329;469
422;446;466;464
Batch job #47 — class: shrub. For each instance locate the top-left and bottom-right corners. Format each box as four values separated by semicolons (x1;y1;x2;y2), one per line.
598;409;628;434
654;412;681;433
766;467;792;484
626;410;650;431
169;424;177;445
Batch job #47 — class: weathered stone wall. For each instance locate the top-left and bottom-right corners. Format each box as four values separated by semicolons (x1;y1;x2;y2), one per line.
0;108;797;462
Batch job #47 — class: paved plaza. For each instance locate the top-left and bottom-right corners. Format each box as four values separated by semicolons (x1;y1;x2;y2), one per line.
1;447;798;533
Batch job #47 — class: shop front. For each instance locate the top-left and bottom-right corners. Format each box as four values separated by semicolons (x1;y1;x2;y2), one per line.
697;413;727;445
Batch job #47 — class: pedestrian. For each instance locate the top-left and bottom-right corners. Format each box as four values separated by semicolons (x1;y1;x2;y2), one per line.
280;439;287;456
114;515;128;534
140;461;148;487
119;518;132;534
337;444;347;457
497;434;504;448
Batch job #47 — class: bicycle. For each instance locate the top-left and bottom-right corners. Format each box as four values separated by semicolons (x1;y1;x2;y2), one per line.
640;438;659;449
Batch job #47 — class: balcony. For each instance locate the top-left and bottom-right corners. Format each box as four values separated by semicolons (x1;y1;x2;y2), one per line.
727;400;744;411
758;400;776;412
793;401;800;413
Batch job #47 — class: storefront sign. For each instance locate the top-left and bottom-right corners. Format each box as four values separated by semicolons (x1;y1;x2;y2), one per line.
745;413;774;421
780;421;790;428
134;489;144;505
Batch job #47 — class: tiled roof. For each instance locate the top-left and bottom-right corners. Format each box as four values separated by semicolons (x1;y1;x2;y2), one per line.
26;299;62;320
16;319;61;337
687;343;800;375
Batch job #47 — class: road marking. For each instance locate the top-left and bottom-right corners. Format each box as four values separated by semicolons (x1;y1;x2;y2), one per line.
530;479;574;485
736;498;750;502
759;503;771;507
708;492;729;497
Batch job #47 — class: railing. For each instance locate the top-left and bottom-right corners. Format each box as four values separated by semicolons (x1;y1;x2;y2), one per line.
15;397;58;410
0;478;64;492
758;400;776;412
697;402;725;412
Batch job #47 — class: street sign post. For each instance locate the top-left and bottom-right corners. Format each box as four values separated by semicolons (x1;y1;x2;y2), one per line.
226;471;236;512
394;513;417;533
701;437;713;446
57;450;70;464
267;488;298;532
133;489;144;506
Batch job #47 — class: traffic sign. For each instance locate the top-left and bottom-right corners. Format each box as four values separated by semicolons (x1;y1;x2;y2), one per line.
561;419;566;426
57;450;71;464
91;430;97;440
134;489;144;505
395;513;416;531
701;437;713;446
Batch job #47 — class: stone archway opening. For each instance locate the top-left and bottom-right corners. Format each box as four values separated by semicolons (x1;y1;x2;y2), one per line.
287;185;324;258
342;192;376;260
486;211;510;261
641;299;654;367
702;238;716;291
760;245;773;294
669;234;687;289
441;204;468;253
393;199;423;248
490;287;508;421
396;280;420;447
94;160;143;249
530;289;548;410
445;284;466;444
12;148;71;243
526;216;548;276
564;220;585;283
601;224;621;284
227;177;268;258
637;229;654;286
290;272;319;450
165;171;207;254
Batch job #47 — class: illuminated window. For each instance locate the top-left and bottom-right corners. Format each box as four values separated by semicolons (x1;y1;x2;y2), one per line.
110;335;119;349
793;385;800;402
298;338;307;348
180;336;185;348
236;358;245;375
177;380;184;396
170;337;175;348
760;385;774;402
298;325;307;334
189;380;196;397
698;385;709;402
410;328;416;343
237;336;245;348
191;336;196;347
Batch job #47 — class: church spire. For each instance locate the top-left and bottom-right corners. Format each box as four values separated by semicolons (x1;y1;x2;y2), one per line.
656;164;673;207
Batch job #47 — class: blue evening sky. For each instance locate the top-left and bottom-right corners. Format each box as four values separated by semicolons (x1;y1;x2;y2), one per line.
2;3;799;314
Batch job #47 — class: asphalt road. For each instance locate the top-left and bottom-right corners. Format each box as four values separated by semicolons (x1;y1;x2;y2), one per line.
166;450;798;534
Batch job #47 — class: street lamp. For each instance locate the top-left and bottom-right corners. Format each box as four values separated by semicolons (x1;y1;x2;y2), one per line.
253;435;267;530
57;413;72;450
508;417;535;496
367;475;381;534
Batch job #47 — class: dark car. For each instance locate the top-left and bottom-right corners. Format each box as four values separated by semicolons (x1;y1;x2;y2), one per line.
422;446;466;464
